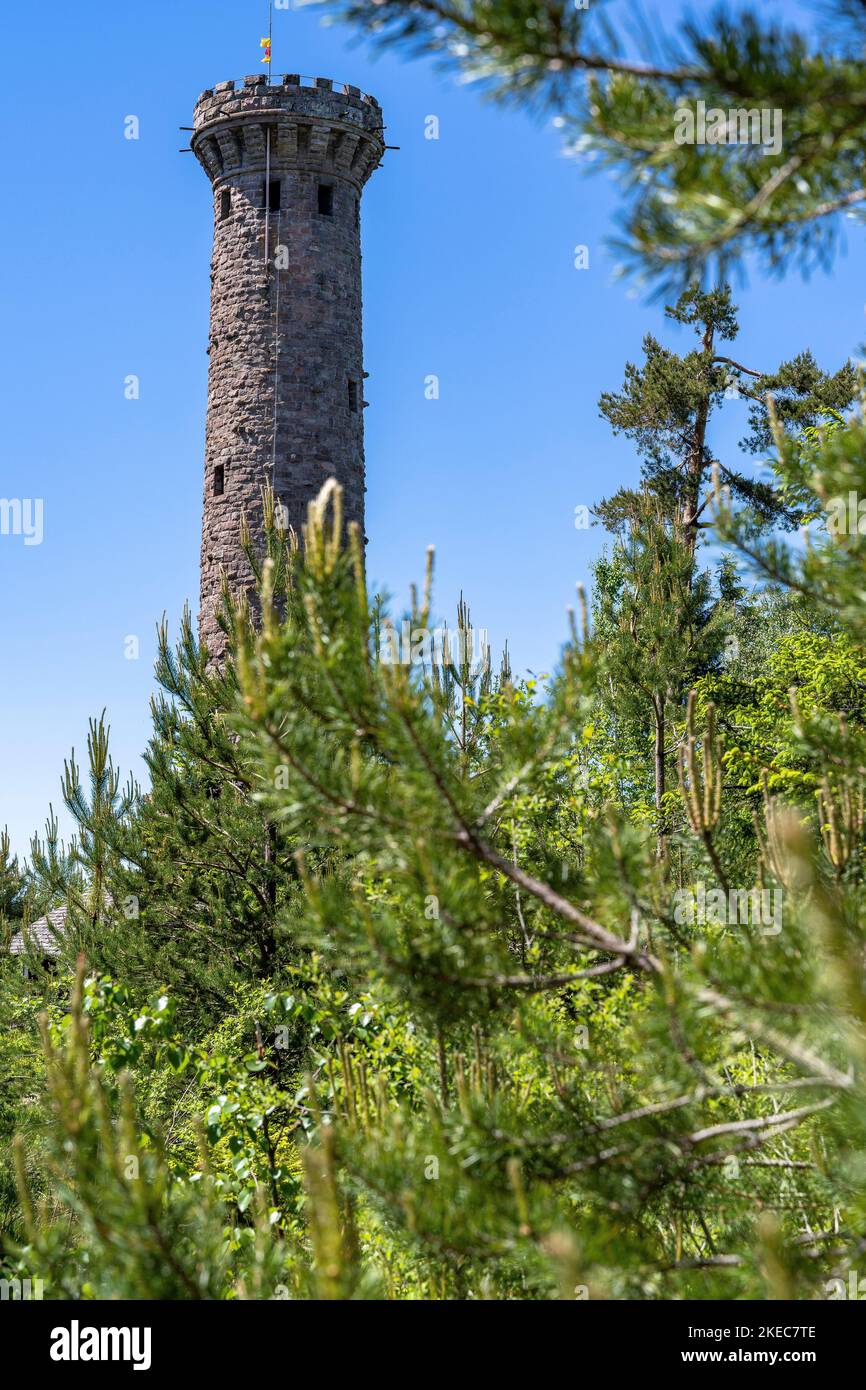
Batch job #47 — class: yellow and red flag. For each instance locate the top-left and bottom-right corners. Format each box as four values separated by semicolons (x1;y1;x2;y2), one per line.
261;37;272;65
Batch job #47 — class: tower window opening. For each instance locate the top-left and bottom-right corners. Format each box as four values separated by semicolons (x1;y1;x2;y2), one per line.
219;189;231;221
213;465;225;496
348;379;359;413
262;180;282;212
318;184;334;216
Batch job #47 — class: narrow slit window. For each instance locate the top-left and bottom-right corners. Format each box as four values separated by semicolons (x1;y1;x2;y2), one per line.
262;180;281;212
213;465;225;496
219;189;231;221
348;379;359;413
318;184;334;216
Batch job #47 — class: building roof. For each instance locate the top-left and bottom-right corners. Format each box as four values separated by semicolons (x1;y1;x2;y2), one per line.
9;907;67;957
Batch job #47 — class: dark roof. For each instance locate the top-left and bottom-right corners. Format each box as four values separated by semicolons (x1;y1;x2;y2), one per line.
9;907;67;957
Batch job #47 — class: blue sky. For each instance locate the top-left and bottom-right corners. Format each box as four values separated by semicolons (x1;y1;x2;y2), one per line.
1;0;862;857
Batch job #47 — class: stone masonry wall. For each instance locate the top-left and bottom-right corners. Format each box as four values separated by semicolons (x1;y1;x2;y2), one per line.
192;74;385;661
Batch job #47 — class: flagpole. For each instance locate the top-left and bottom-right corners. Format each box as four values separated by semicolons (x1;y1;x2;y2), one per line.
263;0;274;264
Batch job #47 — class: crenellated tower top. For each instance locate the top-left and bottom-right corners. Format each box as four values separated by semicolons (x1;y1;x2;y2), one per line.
192;74;384;189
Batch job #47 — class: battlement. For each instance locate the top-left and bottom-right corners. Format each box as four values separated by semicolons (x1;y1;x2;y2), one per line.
196;73;381;115
192;75;384;187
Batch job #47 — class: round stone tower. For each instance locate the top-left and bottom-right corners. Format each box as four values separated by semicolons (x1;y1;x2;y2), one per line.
191;74;385;659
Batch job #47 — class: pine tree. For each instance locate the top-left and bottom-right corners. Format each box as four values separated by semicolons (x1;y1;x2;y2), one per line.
320;0;866;287
0;829;27;940
596;284;854;551
593;491;725;859
27;505;306;1029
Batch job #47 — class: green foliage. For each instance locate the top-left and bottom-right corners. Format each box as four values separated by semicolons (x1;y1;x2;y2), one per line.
0;829;28;934
7;457;866;1297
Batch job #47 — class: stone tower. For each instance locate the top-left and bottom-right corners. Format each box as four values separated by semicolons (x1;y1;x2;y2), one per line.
191;74;385;659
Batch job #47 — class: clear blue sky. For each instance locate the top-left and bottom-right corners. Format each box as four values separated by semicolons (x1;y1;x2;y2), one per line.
1;0;862;857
